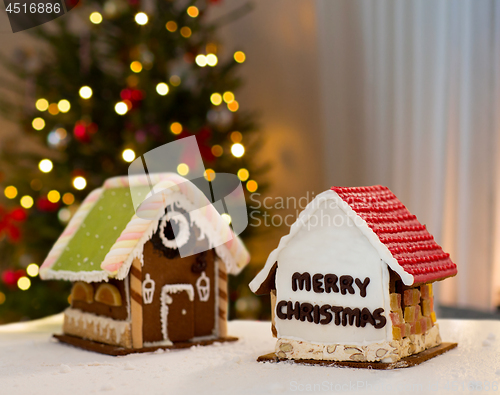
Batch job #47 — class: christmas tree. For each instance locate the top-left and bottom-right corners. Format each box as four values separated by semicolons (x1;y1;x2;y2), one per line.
0;0;267;323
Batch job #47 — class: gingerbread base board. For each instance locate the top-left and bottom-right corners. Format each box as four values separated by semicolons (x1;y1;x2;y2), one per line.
257;342;457;370
53;334;238;356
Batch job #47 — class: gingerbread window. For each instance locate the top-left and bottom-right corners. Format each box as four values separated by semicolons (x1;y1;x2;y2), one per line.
71;281;94;304
95;283;122;306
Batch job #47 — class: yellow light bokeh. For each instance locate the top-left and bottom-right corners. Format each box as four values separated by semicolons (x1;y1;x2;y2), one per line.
135;12;148;25
130;61;143;73
26;263;39;277
228;100;239;112
39;159;53;173
79;86;93;99
58;99;71;113
47;190;61;203
231;143;245;158
223;92;235;103
195;55;207;67
177;163;189;176
237;168;249;181
0;292;5;305
187;6;199;17
234;51;246;63
36;98;49;111
211;145;223;157
32;117;45;131
89;11;103;24
73;176;87;190
20;195;34;209
180;26;192;38
122;149;136;162
221;213;232;225
62;192;75;205
156;82;169;96
17;276;31;291
246;180;258;193
48;103;59;115
204;169;216;181
166;21;177;32
4;186;17;199
210;93;222;106
206;54;218;67
231;131;242;143
115;102;128;115
170;75;181;86
170;122;183;135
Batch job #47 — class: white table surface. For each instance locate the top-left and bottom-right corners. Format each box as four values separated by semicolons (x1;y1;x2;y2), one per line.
0;315;499;395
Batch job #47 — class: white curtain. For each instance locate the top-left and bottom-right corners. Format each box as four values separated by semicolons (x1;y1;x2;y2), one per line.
317;0;500;310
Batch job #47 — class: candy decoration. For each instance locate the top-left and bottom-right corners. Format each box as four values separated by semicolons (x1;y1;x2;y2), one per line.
130;257;143;348
71;281;94;303
217;258;228;337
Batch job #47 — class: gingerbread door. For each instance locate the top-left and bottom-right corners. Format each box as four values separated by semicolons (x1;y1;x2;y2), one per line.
160;284;194;342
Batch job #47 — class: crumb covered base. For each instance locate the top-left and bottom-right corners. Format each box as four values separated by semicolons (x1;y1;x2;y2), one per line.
275;324;442;363
257;342;457;369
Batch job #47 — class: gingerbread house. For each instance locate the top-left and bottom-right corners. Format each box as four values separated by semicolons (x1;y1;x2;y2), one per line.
250;186;457;364
40;173;249;354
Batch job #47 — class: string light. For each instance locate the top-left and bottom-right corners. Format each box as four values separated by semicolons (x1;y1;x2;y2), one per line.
47;190;60;203
48;103;59;115
17;276;31;291
166;21;177;32
39;159;53;173
223;92;235;103
231;143;245;158
195;55;207;67
62;192;75;205
130;61;143;73
73;176;87;190
156;82;169;96
206;54;218;67
58;208;71;223
170;75;181;86
204;169;216;181
90;11;103;24
135;12;148;25
26;263;39;277
4;186;17;199
231;131;242;143
58;99;71;113
32;117;45;130
177;163;189;176
228;100;239;112
0;292;5;305
237;168;249;181
180;27;192;38
246;180;258;193
221;213;231;224
122;149;136;162
234;51;246;63
20;195;34;209
211;145;223;157
187;6;199;17
210;93;222;106
36;98;48;111
170;122;182;135
115;102;128;115
79;86;93;99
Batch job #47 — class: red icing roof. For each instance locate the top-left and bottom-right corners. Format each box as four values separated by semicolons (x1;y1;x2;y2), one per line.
331;185;457;284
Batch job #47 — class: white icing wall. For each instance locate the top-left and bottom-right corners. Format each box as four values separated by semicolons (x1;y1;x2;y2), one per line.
275;200;390;345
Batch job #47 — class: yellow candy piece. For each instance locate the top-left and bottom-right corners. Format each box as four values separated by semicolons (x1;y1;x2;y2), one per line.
71;281;94;304
390;293;401;311
430;311;437;323
95;283;122;306
392;325;402;340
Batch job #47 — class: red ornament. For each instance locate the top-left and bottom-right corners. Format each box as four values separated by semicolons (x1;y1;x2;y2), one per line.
176;127;215;162
0;206;27;242
74;120;98;143
36;196;59;212
1;269;25;287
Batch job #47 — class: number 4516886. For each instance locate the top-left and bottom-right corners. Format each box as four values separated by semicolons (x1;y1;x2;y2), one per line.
6;2;61;13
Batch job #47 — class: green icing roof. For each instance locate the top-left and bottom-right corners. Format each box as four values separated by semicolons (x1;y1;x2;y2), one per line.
53;187;139;273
